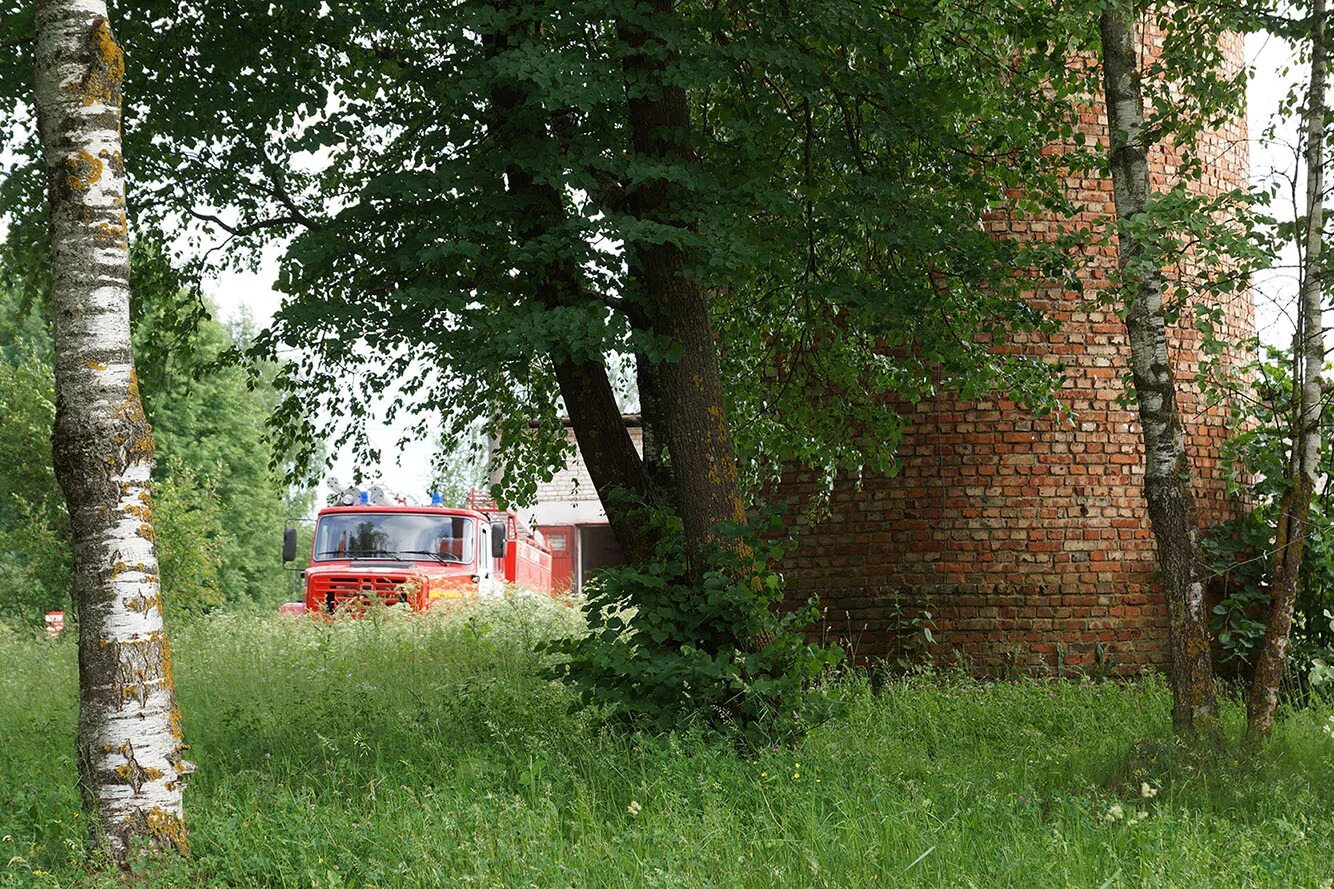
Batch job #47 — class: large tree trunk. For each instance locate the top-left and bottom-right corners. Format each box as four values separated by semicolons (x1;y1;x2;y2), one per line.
619;0;747;554
33;1;191;865
551;357;658;561
1247;0;1328;743
1098;9;1219;736
483;16;657;562
635;352;673;494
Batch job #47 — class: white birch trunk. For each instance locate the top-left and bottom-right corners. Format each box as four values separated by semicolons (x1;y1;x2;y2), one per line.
1247;0;1328;742
33;0;191;864
1098;9;1219;735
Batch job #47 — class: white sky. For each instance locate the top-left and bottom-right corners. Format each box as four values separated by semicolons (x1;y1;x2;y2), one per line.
198;31;1307;499
1247;28;1306;347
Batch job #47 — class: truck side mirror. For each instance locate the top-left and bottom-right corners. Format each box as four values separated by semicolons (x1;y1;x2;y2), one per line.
491;522;507;559
282;527;298;563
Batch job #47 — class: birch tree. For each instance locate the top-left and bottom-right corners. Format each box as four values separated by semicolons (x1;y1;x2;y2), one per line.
1248;0;1329;743
32;0;191;864
1098;7;1221;736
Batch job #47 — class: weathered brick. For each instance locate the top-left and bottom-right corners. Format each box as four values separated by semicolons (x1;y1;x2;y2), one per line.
775;31;1250;677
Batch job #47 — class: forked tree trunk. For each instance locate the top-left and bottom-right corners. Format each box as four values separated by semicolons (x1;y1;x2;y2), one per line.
619;0;748;555
33;0;191;864
1247;0;1328;743
1098;9;1219;736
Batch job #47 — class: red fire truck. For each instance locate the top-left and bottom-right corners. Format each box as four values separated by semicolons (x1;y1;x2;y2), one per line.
279;489;553;616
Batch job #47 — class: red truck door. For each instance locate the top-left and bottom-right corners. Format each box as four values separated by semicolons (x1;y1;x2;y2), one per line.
541;525;576;593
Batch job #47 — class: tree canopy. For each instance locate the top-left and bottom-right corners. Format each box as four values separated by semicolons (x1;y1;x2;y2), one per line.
0;0;1104;505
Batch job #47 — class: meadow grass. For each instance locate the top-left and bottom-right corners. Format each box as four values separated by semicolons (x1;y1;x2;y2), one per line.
1;602;1331;888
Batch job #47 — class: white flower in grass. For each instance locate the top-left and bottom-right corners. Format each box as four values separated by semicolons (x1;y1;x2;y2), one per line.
1132;809;1150;823
1103;803;1125;823
627;800;642;816
1140;782;1158;799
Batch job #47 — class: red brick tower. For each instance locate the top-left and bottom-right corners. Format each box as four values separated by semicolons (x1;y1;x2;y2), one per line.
779;31;1253;675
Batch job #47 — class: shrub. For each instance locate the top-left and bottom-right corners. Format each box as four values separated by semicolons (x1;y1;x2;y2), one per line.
1203;347;1334;692
549;508;841;747
154;456;228;614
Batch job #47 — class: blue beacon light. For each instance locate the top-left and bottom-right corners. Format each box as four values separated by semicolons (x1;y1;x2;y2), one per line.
430;491;443;506
358;490;369;505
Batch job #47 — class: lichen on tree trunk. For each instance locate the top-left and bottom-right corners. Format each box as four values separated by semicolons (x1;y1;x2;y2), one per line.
619;0;748;556
33;0;191;865
1098;8;1219;737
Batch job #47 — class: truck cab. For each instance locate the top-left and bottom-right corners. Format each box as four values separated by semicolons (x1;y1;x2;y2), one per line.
280;494;552;615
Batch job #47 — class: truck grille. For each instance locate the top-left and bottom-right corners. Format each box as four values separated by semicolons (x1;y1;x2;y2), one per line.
309;574;413;611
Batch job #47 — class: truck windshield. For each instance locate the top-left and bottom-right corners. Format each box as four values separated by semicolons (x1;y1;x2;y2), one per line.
313;513;476;563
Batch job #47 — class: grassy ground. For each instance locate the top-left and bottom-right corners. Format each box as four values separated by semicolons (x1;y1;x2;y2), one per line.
1;602;1331;888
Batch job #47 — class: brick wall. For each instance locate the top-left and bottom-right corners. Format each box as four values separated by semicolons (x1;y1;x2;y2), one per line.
777;31;1254;675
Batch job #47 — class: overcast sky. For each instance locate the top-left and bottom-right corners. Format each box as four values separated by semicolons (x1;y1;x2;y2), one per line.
1247;27;1306;347
201;30;1310;499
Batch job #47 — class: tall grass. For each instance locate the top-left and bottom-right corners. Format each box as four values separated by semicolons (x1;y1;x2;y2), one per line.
1;602;1331;888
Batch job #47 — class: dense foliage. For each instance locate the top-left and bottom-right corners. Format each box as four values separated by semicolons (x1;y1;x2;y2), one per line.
0;0;1101;500
1;606;1331;887
0;0;1131;742
1203;347;1334;690
0;257;306;623
135;299;311;607
552;509;841;745
0;0;1315;752
0;342;66;624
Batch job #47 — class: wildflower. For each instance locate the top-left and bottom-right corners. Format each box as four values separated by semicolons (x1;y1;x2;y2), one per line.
627;800;642;816
1103;803;1125;823
1132;810;1150;823
1140;782;1158;799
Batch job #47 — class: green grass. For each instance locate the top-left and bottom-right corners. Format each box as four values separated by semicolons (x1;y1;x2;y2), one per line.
1;603;1332;888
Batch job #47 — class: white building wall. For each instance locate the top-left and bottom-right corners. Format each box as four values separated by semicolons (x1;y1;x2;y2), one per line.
519;424;643;529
